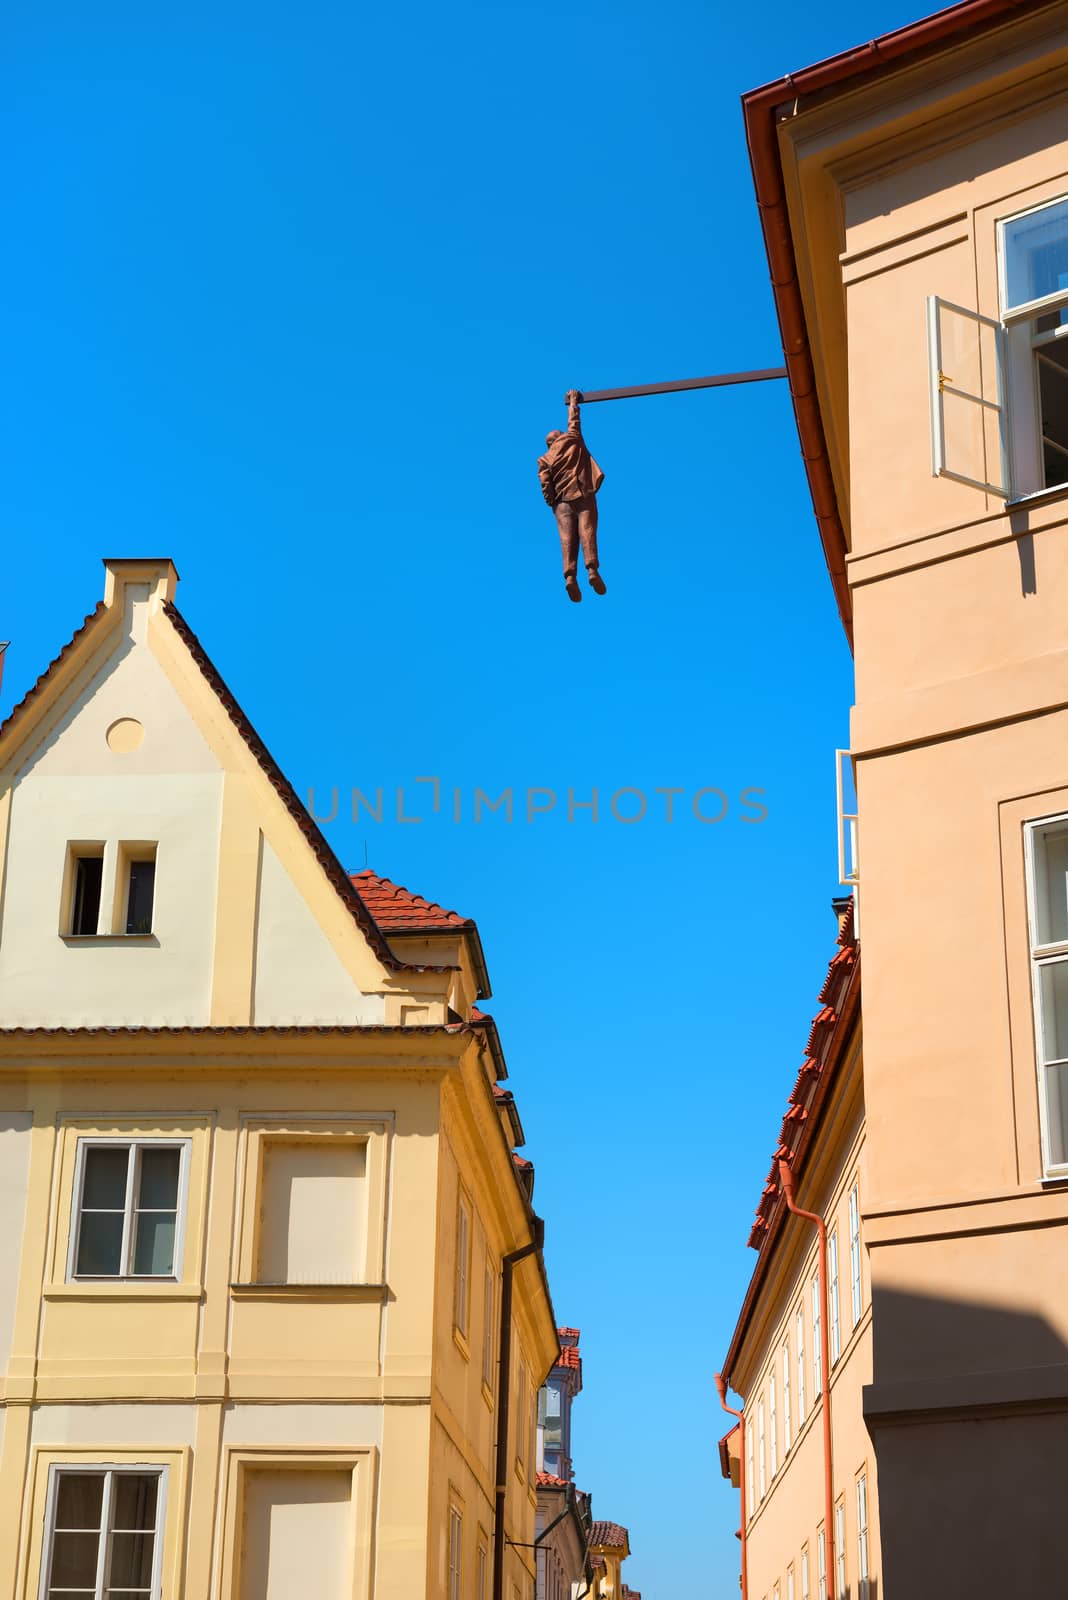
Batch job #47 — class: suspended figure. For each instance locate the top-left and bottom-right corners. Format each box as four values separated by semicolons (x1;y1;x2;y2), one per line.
538;389;606;602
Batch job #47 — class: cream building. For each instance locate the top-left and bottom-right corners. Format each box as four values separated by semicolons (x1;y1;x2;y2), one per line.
720;2;1068;1595
0;558;557;1599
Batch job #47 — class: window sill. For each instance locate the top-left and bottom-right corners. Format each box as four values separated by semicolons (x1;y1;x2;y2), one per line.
1006;483;1068;512
45;1282;202;1301
452;1326;471;1362
60;934;159;946
481;1378;495;1411
229;1281;387;1302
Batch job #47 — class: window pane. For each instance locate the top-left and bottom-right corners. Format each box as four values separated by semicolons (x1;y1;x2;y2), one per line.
137;1148;180;1210
82;1147;130;1209
106;1532;155;1588
126;859;155;935
49;1531;101;1586
55;1474;104;1530
1039;960;1068;1060
132;1212;176;1276
1034;827;1068;944
76;1212;125;1276
111;1475;158;1531
1045;1062;1068;1166
71;856;103;937
1003;197;1068;312
1036;336;1068;489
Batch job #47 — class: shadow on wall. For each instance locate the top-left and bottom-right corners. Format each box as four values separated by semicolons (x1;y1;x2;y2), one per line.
865;1286;1068;1597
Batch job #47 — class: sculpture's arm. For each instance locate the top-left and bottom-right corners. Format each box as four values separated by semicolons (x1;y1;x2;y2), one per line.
566;389;583;438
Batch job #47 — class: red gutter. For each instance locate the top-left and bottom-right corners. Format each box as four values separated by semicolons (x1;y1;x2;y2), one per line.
741;0;1047;647
778;1159;834;1598
714;1375;748;1600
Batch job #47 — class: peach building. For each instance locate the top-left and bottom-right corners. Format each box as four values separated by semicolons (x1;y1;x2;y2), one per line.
720;2;1068;1595
0;559;557;1599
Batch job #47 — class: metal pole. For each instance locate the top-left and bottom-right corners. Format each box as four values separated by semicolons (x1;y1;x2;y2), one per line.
568;368;787;405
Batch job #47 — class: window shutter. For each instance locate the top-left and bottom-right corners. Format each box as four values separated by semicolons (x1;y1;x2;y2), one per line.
927;295;1010;497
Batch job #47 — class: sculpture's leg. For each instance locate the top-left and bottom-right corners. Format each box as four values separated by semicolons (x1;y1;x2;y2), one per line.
554;501;581;603
578;497;607;596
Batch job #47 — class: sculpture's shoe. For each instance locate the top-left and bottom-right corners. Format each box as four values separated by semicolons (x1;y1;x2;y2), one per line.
565;575;582;603
588;568;607;596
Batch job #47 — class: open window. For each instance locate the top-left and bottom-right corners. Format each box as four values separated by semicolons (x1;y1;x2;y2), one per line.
117;842;157;936
927;195;1068;501
999;195;1068;494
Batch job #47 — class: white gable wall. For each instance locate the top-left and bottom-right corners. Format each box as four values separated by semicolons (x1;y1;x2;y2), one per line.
253;838;385;1024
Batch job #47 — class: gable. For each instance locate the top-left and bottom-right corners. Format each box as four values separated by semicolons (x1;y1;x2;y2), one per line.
0;560;412;1028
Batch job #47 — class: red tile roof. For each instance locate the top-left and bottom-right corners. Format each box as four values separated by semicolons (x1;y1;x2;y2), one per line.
349;869;472;931
0;603;108;741
557;1346;581;1371
590;1521;629;1550
535;1471;570;1489
558;1326;580;1340
746;900;858;1252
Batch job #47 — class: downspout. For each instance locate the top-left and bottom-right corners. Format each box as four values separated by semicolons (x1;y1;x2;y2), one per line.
493;1217;544;1600
714;1374;747;1600
778;1159;834;1592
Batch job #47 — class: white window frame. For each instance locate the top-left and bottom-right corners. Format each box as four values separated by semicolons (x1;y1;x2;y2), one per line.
757;1396;766;1499
448;1505;463;1600
857;1472;870;1600
828;1230;841;1364
835;1499;847;1600
769;1369;778;1478
817;1527;827;1600
1025;813;1068;1178
998;196;1068;499
746;1408;755;1513
782;1339;792;1453
482;1263;496;1389
796;1305;807;1426
801;1545;810;1600
812;1272;823;1394
454;1195;471;1338
67;1138;191;1282
787;1565;795;1600
849;1183;862;1329
40;1463;168;1600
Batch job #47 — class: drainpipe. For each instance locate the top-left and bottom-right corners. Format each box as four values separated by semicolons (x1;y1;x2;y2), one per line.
493;1217;544;1600
714;1374;747;1600
778;1159;834;1592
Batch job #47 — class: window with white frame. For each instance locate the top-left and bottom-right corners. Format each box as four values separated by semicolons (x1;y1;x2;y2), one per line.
828;1230;841;1363
70;1141;188;1279
448;1505;463;1600
769;1369;778;1477
454;1195;471;1338
796;1305;807;1426
774;1583;780;1600
835;1499;847;1600
1026;816;1068;1173
928;194;1068;502
43;1466;165;1600
476;1539;488;1600
482;1264;496;1389
817;1526;827;1600
782;1338;792;1453
757;1396;767;1499
856;1472;870;1600
811;1272;823;1394
787;1564;795;1600
801;1545;810;1600
746;1410;755;1513
849;1183;862;1329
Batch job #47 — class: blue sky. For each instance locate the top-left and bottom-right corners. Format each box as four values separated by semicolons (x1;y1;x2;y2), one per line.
5;0;923;1590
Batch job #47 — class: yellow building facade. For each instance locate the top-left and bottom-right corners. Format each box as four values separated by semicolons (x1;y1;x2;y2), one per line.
0;559;557;1599
722;3;1068;1595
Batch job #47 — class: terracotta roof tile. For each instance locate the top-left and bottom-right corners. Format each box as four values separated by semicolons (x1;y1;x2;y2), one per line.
558;1326;580;1340
535;1471;570;1489
557;1346;581;1371
590;1521;629;1550
0;603;108;741
349;869;472;932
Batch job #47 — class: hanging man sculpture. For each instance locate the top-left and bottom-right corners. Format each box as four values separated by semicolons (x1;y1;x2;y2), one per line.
538;389;606;602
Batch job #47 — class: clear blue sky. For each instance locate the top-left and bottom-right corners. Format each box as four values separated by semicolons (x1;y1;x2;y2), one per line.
5;0;922;1591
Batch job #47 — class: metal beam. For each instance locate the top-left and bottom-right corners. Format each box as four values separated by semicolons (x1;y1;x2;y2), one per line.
569;368;787;404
